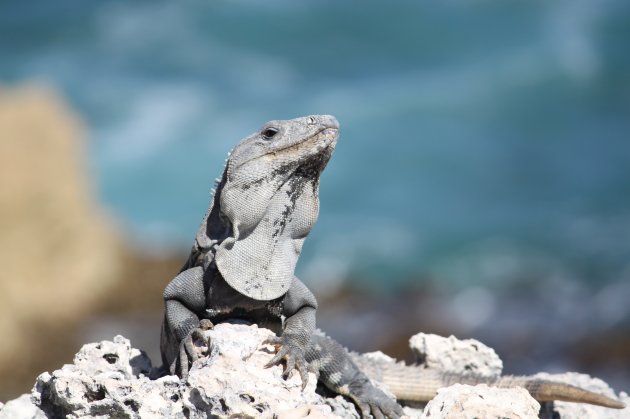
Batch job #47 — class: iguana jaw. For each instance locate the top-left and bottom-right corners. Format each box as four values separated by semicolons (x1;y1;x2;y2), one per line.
270;126;337;177
227;115;339;178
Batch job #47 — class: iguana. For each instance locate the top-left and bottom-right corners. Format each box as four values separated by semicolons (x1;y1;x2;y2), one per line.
160;115;625;418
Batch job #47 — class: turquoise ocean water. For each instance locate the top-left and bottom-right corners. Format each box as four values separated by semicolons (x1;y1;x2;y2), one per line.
1;0;629;295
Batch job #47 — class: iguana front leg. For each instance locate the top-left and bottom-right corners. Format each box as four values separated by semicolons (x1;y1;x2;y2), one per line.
264;277;318;389
160;266;212;378
307;334;404;419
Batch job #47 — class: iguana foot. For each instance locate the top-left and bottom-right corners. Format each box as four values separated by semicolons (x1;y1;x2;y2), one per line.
263;335;313;390
170;319;214;379
348;380;404;419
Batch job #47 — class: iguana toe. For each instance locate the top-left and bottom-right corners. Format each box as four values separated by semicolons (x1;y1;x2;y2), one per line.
175;321;214;379
263;335;311;390
349;381;404;419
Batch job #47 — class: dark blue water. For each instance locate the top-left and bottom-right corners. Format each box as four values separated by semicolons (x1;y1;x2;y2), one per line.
2;0;630;298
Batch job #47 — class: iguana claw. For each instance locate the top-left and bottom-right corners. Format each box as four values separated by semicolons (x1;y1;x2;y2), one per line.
171;319;214;379
263;335;311;390
349;380;404;419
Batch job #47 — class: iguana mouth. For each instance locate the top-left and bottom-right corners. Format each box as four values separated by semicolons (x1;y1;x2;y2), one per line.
286;128;337;180
273;127;338;161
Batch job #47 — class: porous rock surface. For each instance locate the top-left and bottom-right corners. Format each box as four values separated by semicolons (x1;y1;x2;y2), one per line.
422;383;540;419
409;333;503;379
1;324;358;419
1;325;628;419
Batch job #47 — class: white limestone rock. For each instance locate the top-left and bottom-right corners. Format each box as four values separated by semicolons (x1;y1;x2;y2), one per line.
409;333;503;379
185;323;339;418
0;324;354;419
1;326;627;419
0;394;45;419
421;383;541;419
31;335;185;418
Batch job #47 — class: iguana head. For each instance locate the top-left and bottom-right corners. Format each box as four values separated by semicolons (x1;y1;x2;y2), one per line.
207;115;339;300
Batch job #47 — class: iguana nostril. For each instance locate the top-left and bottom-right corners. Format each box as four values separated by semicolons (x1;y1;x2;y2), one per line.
307;116;317;125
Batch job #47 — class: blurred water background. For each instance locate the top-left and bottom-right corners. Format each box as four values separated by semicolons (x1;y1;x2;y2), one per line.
1;0;629;400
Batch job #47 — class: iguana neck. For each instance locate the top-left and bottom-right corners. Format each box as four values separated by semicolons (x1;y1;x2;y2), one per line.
184;166;231;272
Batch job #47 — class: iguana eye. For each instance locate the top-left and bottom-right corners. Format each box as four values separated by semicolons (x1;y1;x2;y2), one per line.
261;127;279;140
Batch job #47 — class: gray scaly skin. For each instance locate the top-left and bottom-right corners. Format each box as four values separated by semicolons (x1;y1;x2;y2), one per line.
160;115;624;418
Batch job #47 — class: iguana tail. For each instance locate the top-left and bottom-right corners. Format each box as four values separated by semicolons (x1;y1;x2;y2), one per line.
491;375;625;408
350;353;625;409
